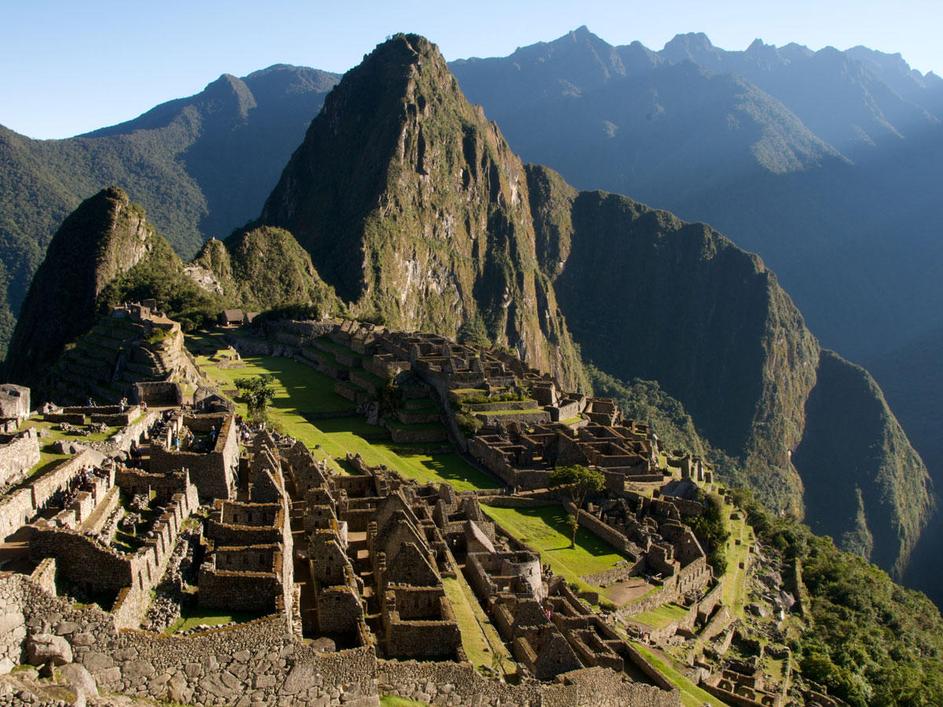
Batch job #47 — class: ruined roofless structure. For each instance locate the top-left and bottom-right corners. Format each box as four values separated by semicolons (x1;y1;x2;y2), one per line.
0;314;698;705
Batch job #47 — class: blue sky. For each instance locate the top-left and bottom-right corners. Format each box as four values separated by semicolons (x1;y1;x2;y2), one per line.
2;0;941;139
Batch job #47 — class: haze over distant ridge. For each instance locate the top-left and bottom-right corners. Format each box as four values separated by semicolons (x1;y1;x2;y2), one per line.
2;0;941;138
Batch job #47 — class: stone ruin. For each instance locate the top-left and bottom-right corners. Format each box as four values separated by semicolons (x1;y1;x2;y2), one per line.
0;315;758;704
0;407;679;705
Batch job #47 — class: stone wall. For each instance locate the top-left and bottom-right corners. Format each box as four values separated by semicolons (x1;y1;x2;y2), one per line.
28;449;107;510
30;479;198;628
150;414;237;500
0;428;40;488
107;410;159;454
0;448;106;539
0;385;29;421
386;423;448;444
115;467;191;501
206;518;283;546
30;527;134;591
198;569;282;613
131;381;183;407
377;660;680;706
0;488;33;540
566;502;636;556
1;571;680;705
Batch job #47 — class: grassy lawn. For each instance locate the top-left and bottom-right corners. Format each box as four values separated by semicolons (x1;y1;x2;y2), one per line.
380;697;428;707
631;602;690;629
167;607;262;633
481;504;625;594
20;417;119;479
718;494;753;619
474;407;546;416
629;640;726;707
191;333;496;492
443;574;515;676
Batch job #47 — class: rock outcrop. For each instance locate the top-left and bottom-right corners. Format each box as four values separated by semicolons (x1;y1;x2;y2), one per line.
4;188;160;385
190;226;338;314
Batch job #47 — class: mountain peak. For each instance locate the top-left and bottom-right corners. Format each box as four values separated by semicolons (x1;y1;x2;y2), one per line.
260;34;587;387
660;32;720;66
203;72;256;117
664;31;715;52
746;37;768;52
4;187;161;383
375;32;444;65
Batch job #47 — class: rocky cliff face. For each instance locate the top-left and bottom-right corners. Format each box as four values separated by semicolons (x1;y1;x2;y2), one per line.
260;34;587;390
3;187;159;384
531;175;816;511
524;164;929;574
795;351;933;576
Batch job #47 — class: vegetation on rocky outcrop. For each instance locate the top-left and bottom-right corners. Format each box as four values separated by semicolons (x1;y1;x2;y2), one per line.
4;191;341;394
97;231;223;332
795;350;934;577
532;178;816;511
733;487;943;706
586;364;708;459
191;226;339;315
3;187;166;385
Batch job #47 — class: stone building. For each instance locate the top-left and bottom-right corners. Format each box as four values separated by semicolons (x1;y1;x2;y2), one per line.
198;432;295;622
0;384;30;429
148;412;238;500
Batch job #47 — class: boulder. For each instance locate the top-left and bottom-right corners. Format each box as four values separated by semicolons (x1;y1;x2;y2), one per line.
25;633;73;666
59;663;98;701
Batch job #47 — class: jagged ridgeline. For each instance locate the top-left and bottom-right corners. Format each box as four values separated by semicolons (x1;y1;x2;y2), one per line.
256;32;929;581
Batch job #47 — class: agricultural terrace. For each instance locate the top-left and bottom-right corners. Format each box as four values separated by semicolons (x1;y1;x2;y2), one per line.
188;333;495;491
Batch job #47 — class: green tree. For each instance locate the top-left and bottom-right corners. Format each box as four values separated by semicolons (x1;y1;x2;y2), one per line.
688;491;730;575
549;464;605;548
235;374;276;423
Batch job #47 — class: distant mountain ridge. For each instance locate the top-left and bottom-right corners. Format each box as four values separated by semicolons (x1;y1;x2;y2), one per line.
0;64;339;353
449;27;943;363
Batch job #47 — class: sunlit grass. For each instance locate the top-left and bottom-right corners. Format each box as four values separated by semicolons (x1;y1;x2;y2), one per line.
190;332;495;491
481;504;625;594
442;574;515;675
